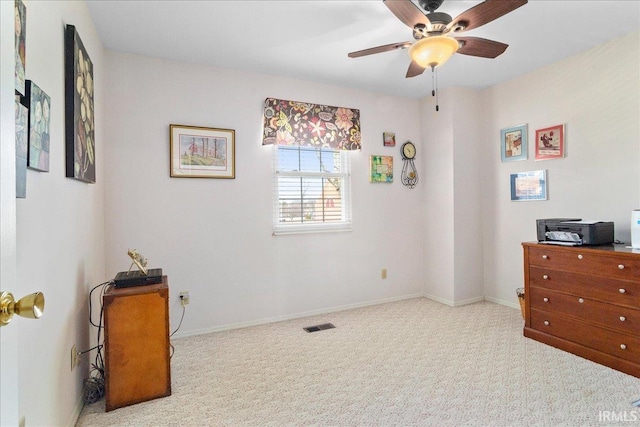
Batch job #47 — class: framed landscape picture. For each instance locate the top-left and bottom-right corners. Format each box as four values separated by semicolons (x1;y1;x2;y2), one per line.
500;124;528;162
170;124;235;179
535;124;565;160
65;24;95;183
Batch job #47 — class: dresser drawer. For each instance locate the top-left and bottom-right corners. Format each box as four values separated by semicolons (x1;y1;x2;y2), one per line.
529;287;640;335
529;266;639;307
531;308;640;363
528;246;640;280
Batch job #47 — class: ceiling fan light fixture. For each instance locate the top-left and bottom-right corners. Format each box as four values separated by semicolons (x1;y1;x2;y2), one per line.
408;35;459;68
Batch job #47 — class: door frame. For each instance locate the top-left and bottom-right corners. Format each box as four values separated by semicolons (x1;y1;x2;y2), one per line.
1;0;20;424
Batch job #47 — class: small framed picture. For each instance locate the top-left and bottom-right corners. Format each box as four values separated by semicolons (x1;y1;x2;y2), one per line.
510;170;547;201
535;124;565;160
170;124;235;179
15;99;28;198
25;80;51;172
500;124;528;162
370;155;393;183
383;132;395;147
15;0;26;96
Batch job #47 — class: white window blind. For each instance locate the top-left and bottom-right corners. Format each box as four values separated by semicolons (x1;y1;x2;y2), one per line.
273;146;352;235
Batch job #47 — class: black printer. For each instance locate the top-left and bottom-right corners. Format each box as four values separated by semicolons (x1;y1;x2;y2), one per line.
536;218;614;246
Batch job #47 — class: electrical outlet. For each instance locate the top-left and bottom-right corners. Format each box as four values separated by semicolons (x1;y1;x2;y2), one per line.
70;345;80;371
179;291;190;306
381;269;387;279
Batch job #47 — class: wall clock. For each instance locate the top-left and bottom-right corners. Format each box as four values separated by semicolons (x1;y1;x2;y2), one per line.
401;141;418;189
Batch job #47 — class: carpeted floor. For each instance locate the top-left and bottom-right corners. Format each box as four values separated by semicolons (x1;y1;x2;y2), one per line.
76;298;640;426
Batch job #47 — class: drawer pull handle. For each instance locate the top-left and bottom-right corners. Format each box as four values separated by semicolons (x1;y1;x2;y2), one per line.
618;264;625;270
577;254;583;260
542;255;548;260
619;289;626;294
620;344;627;350
620;316;626;322
578;298;584;303
543;297;549;302
543;320;550;326
542;275;549;280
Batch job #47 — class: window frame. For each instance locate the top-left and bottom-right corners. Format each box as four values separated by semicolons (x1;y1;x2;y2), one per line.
272;145;352;235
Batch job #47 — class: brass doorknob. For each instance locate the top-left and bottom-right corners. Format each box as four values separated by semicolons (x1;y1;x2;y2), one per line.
0;291;45;326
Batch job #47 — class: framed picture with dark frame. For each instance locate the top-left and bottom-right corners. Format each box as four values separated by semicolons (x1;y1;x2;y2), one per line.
25;80;51;172
500;124;528;162
535;124;565;160
65;24;95;183
170;124;236;179
510;170;547;201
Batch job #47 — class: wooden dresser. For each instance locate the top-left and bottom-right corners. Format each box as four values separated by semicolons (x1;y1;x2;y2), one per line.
522;242;640;378
103;277;171;411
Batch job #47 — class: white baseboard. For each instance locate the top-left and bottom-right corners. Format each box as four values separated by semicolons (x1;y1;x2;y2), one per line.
485;295;520;310
171;292;522;339
423;293;485;307
67;395;84;427
171;293;425;339
424;294;521;312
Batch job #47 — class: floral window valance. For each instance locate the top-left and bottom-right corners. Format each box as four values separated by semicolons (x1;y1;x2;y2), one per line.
262;98;361;150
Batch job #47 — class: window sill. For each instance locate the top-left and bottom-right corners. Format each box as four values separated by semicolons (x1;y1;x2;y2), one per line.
272;223;353;236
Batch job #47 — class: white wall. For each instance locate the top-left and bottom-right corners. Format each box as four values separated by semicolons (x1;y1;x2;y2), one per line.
103;51;427;336
12;1;105;425
421;92;455;303
481;30;640;306
420;87;484;306
451;88;484;303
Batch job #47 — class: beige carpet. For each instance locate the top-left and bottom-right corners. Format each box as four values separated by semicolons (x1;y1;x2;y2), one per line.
76;298;640;426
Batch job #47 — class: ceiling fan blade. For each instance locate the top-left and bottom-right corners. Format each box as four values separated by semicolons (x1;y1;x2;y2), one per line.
406;61;426;78
455;37;508;58
348;41;412;58
447;0;527;33
383;0;430;29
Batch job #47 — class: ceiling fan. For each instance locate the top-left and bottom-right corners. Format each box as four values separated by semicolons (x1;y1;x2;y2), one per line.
348;0;528;78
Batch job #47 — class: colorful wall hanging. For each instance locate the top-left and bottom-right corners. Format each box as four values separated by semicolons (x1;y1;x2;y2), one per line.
370;155;393;183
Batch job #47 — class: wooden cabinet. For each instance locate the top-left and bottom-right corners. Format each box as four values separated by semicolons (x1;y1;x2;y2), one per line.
522;243;640;378
103;277;171;411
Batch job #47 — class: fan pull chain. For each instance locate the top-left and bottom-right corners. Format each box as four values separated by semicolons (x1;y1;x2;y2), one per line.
430;65;439;112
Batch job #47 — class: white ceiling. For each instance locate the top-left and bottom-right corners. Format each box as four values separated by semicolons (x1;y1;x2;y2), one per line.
87;0;640;99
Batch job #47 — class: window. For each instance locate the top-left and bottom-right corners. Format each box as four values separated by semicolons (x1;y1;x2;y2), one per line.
273;146;352;235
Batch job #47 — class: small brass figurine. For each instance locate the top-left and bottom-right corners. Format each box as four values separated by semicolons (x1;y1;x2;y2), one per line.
127;249;148;275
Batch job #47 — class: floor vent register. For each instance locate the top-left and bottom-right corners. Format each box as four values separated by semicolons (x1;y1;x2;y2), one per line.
303;323;335;333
